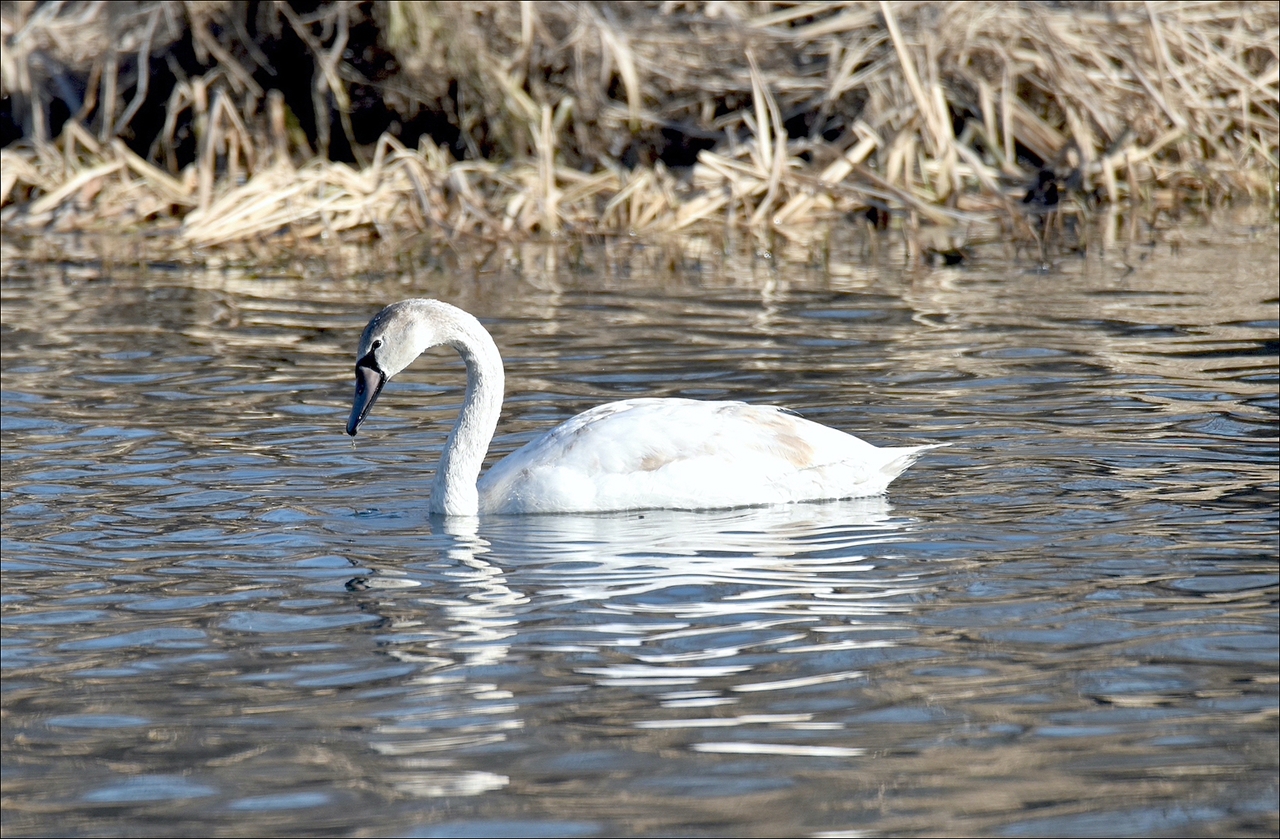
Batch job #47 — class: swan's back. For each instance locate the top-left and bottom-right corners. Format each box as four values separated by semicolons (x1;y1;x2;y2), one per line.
477;398;937;514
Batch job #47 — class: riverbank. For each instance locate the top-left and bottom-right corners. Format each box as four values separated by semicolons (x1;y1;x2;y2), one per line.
2;2;1276;260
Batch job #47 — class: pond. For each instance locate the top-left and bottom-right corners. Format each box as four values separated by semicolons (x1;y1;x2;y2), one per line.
2;232;1277;837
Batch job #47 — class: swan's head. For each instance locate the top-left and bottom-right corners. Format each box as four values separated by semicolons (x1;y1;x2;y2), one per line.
346;300;440;436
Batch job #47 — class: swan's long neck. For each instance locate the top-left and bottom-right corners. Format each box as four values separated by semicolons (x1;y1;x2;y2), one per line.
428;308;504;517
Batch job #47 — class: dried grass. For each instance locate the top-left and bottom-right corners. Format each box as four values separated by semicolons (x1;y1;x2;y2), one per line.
1;1;1276;256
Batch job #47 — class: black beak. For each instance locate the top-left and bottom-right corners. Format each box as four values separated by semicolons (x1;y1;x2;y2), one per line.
346;354;386;436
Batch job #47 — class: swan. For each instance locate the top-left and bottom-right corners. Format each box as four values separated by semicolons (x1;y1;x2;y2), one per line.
345;298;945;516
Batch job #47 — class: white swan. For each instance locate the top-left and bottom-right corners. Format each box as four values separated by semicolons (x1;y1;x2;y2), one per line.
345;299;944;516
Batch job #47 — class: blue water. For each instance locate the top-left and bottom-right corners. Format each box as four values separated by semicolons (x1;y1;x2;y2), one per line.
2;235;1277;836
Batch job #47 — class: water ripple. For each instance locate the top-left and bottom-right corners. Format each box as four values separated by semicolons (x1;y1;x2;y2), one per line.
2;240;1276;836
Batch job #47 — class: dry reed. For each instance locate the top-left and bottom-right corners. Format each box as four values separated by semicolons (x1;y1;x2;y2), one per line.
1;2;1276;257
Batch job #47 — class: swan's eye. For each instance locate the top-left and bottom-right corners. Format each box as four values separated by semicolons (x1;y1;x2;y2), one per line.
371;339;383;350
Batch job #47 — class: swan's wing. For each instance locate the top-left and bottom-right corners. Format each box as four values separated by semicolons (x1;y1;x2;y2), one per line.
478;398;935;513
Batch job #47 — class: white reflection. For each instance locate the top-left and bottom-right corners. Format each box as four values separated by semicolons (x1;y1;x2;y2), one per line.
359;497;917;790
432;516;528;668
484;496;898;558
691;742;865;757
732;669;865;693
636;713;812;729
390;770;509;798
479;497;913;617
364;516;527;789
468;497;919;701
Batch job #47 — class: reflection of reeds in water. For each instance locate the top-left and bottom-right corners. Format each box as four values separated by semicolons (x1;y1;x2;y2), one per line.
1;2;1275;254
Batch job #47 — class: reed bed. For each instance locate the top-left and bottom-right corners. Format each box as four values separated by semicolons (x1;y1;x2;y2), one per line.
1;1;1276;257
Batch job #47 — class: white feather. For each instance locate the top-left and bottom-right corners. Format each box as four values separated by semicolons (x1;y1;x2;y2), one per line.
346;299;945;516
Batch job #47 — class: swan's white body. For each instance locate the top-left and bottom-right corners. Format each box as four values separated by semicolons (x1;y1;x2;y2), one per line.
346;299;943;516
476;398;932;514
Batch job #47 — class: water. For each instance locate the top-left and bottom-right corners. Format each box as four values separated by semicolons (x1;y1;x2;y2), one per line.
2;235;1277;837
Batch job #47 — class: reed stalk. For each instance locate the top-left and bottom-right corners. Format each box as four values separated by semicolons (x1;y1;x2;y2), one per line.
1;2;1275;255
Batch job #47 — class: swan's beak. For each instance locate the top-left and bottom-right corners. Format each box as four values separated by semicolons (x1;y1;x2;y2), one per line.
346;357;386;436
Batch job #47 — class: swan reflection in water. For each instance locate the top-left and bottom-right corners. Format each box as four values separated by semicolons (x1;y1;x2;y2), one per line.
354;517;526;798
349;498;927;792
479;496;916;610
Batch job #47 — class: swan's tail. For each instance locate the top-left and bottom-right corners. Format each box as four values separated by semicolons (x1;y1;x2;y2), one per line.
873;442;950;490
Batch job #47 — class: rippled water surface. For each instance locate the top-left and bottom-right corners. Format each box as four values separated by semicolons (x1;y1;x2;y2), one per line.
3;234;1277;837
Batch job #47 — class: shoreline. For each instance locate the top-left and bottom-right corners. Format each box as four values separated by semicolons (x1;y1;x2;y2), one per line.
2;2;1276;254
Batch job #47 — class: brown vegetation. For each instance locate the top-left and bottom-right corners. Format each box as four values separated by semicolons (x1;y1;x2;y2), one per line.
1;1;1276;257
